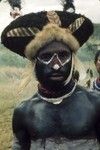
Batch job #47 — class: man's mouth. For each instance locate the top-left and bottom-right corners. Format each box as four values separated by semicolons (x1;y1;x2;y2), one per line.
50;73;64;80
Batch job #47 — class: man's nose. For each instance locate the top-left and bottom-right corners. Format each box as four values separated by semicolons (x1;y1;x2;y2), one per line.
49;54;62;70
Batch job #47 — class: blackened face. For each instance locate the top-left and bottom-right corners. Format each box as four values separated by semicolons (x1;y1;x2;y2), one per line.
95;56;100;75
35;41;72;88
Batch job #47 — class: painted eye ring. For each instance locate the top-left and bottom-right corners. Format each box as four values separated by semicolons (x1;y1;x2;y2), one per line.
58;51;71;61
38;53;52;61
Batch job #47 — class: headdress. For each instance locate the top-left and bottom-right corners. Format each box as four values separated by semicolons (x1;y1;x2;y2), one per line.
1;2;93;61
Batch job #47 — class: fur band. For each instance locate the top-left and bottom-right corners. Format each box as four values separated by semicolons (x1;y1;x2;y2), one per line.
25;23;80;61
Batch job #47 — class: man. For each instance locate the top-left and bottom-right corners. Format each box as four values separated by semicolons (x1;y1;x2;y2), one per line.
1;0;75;18
1;2;100;150
90;50;100;92
62;0;75;13
0;0;22;18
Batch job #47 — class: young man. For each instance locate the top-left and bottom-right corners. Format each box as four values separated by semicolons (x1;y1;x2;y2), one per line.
2;3;100;150
91;50;100;92
0;0;22;18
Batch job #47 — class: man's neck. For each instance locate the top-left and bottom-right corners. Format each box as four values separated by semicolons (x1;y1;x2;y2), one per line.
38;79;76;99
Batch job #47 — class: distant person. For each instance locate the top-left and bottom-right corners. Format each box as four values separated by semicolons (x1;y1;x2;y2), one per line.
0;0;22;18
1;0;76;19
73;69;80;82
8;0;22;18
91;50;100;92
85;68;94;88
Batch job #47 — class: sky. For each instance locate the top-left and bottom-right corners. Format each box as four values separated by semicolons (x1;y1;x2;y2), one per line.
0;0;100;35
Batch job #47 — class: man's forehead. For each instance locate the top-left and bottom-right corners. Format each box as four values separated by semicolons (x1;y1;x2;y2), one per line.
38;41;71;55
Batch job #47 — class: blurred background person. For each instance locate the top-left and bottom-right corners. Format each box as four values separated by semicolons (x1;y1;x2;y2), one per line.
90;50;100;92
0;0;22;18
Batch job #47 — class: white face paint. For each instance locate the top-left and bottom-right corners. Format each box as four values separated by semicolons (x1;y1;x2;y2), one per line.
53;64;60;70
37;53;71;70
36;41;74;85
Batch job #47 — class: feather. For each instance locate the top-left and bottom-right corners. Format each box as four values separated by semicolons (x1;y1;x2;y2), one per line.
60;0;75;12
8;0;21;9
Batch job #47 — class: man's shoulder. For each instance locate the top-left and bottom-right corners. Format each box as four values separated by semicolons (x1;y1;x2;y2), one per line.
75;85;100;105
12;94;41;126
14;94;40;114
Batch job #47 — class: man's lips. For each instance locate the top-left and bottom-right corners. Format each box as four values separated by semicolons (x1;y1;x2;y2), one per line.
49;73;64;80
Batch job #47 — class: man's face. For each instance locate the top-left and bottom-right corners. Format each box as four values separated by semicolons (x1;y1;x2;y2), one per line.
95;56;100;75
35;41;72;87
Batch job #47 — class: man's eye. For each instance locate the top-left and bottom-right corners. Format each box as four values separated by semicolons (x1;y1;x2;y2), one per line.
39;53;52;61
58;51;71;60
58;52;65;58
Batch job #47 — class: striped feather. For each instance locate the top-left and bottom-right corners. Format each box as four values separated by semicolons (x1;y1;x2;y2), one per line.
68;17;85;33
7;27;39;37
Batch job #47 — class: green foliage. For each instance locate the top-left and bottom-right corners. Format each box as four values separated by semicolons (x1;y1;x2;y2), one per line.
0;44;28;67
77;43;98;62
93;24;100;40
77;23;100;62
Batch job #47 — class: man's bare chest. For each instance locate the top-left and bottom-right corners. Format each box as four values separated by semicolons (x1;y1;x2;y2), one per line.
26;95;96;139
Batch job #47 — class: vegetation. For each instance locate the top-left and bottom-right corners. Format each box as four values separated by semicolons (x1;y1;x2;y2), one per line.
92;24;100;40
0;44;27;67
0;66;38;149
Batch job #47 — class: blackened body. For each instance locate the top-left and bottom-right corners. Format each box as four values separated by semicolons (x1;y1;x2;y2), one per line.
12;41;100;150
12;85;100;150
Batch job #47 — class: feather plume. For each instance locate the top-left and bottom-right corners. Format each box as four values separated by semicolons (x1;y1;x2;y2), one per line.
8;0;21;9
60;0;75;12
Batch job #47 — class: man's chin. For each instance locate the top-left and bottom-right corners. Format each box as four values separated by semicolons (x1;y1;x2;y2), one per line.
40;76;67;90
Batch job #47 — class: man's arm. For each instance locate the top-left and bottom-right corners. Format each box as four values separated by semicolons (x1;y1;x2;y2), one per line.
12;105;31;150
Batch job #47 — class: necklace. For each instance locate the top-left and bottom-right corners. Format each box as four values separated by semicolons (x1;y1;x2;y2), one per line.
38;82;77;104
